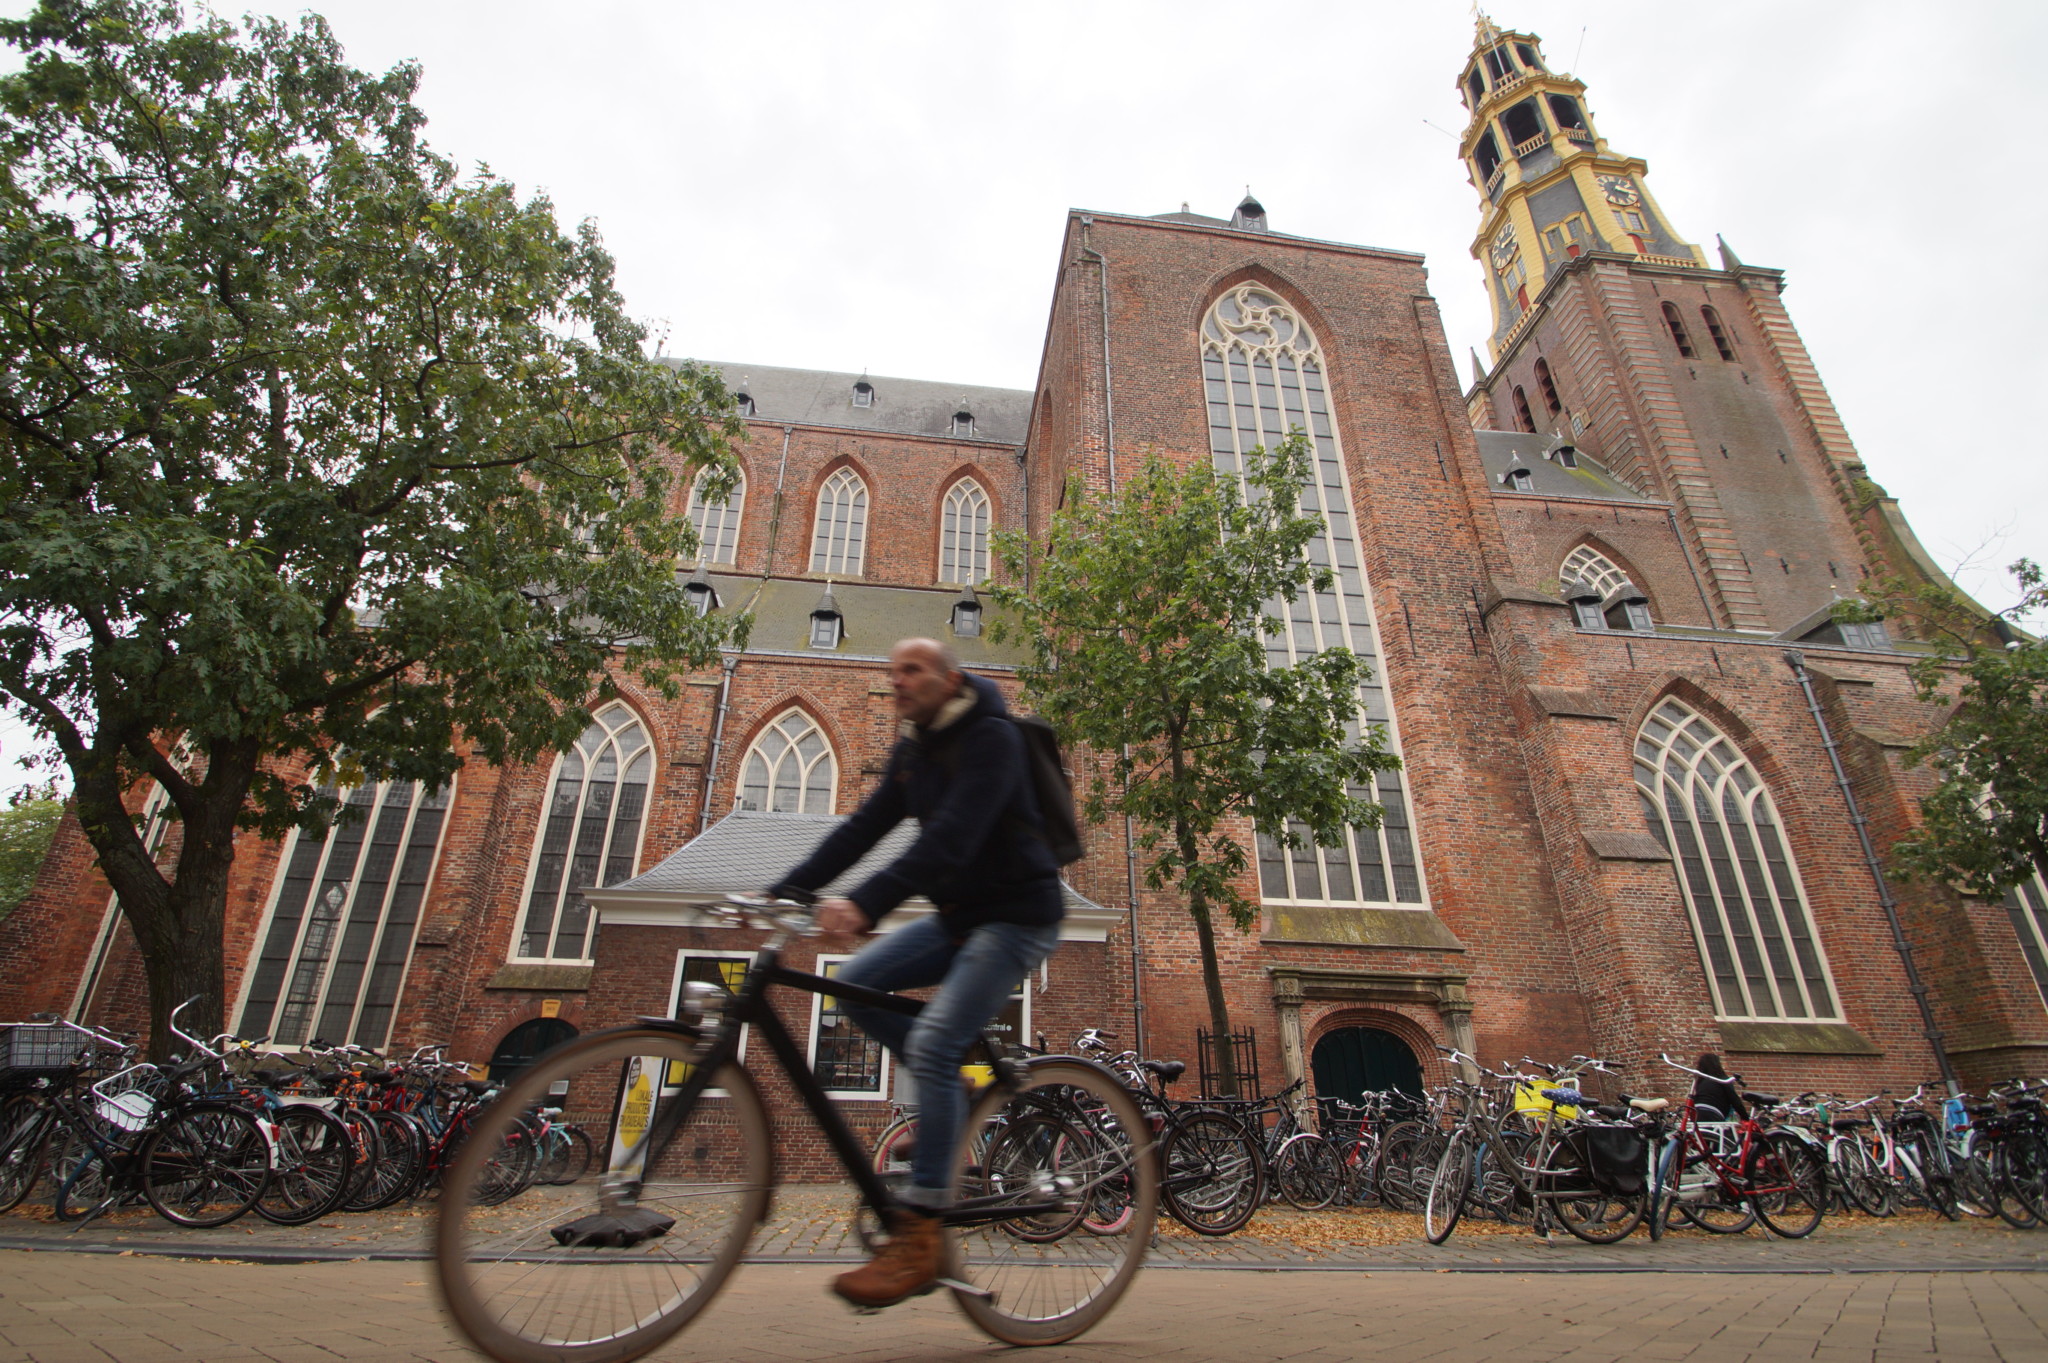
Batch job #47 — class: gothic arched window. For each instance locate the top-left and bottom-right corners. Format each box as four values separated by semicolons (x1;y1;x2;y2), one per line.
238;774;456;1047
939;478;991;585
517;704;653;962
1700;305;1738;361
1635;698;1840;1021
1534;358;1562;415
1511;387;1536;433
1560;545;1635;600
2006;873;2048;1009
810;468;869;576
686;468;745;566
739;709;838;814
1662;302;1696;358
1200;284;1424;907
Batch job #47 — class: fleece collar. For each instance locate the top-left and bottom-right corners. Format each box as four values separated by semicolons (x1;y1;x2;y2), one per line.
898;685;977;741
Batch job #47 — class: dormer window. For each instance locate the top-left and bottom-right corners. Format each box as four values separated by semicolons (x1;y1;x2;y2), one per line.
1605;591;1654;633
1564;581;1605;630
1503;466;1533;492
1547;442;1578;470
1231;195;1267;233
683;564;719;616
735;392;756;417
951;585;982;638
809;584;843;650
951;411;975;437
851;381;874;409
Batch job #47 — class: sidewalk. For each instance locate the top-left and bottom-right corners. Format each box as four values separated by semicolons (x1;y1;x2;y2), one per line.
4;1185;2045;1273
4;1253;2045;1363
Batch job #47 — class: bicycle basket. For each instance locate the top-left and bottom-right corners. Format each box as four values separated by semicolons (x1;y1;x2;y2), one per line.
1579;1125;1648;1196
1513;1080;1581;1122
0;1022;114;1080
90;1065;168;1134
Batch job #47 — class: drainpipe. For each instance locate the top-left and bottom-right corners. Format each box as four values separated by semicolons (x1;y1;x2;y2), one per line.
695;654;741;835
1784;649;1959;1093
1078;217;1146;1055
1666;507;1718;626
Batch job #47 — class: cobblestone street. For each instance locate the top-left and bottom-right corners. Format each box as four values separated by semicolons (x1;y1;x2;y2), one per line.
3;1187;2046;1362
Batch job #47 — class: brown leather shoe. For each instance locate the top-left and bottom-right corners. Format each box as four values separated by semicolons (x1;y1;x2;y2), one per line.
831;1210;943;1308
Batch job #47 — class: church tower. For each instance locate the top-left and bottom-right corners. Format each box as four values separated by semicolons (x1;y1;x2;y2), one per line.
1458;17;1705;357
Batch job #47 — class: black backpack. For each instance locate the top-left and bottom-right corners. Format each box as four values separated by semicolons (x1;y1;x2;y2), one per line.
936;713;1085;866
1009;714;1085;866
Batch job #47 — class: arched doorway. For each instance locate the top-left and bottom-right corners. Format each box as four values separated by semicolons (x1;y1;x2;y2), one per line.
488;1017;578;1081
1311;1025;1424;1104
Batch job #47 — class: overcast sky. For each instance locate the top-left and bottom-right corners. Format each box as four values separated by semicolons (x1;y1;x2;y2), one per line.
3;1;2042;793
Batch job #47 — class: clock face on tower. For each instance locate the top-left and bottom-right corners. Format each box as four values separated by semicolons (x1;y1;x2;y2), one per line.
1596;174;1640;207
1490;225;1518;268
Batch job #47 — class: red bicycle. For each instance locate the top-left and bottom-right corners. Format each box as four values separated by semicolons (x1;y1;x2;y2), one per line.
1648;1053;1827;1238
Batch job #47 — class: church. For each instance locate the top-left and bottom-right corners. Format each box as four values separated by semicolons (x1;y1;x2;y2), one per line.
6;18;2045;1123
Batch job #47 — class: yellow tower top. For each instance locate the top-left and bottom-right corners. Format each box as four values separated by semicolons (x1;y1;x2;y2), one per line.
1458;19;1706;359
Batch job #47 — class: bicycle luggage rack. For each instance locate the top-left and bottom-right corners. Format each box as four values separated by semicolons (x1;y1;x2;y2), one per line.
0;1020;124;1089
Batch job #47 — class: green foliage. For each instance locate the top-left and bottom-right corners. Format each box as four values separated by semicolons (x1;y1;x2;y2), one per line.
0;783;65;920
0;0;743;1043
990;434;1397;1080
1842;560;2048;898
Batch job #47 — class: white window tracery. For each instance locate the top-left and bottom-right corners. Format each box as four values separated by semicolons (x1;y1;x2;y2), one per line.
514;703;654;963
810;469;869;576
940;478;991;585
1635;698;1841;1022
738;709;838;814
1201;285;1425;907
686;468;745;566
238;775;455;1047
1560;545;1635;600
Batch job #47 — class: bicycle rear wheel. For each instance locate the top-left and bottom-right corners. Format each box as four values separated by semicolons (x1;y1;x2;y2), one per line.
1159;1108;1261;1235
1273;1134;1343;1211
346;1110;423;1212
0;1096;57;1213
436;1027;769;1363
255;1105;356;1225
1833;1137;1891;1217
142;1105;271;1228
948;1059;1158;1347
1748;1132;1825;1239
1541;1139;1645;1244
1423;1129;1473;1244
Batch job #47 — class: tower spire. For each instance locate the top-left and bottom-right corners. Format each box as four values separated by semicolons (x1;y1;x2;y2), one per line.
1456;21;1705;359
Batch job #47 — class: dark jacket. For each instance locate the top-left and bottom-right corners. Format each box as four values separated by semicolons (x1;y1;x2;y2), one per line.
772;672;1063;933
1691;1074;1748;1123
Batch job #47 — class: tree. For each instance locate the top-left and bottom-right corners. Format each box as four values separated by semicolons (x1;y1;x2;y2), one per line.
1847;560;2048;899
990;435;1398;1093
0;0;744;1053
0;782;65;919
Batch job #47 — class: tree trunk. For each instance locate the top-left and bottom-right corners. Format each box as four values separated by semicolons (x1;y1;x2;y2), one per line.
1179;817;1240;1098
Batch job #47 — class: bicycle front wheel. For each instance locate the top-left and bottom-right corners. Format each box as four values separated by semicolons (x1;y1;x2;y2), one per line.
948;1059;1158;1347
1748;1132;1825;1239
436;1027;770;1363
142;1105;271;1228
1274;1134;1344;1211
1158;1108;1262;1235
255;1105;356;1226
1423;1129;1473;1244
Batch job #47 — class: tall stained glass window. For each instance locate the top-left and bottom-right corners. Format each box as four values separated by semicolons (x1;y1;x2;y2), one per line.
1635;698;1841;1021
1200;285;1424;906
940;478;991;584
810;468;869;575
238;776;453;1047
686;468;745;565
738;709;837;814
516;704;653;962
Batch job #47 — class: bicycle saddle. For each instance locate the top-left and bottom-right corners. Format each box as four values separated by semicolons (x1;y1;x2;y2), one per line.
1628;1096;1669;1113
1742;1092;1782;1107
250;1068;280;1086
462;1079;494;1097
1140;1060;1186;1084
1830;1116;1870;1130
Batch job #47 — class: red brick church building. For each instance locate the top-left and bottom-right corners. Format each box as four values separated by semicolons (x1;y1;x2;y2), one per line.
6;19;2045;1115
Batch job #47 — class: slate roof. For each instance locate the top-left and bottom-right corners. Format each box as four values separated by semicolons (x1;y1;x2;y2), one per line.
1475;430;1649;503
666;359;1033;445
589;809;1106;916
690;573;1030;667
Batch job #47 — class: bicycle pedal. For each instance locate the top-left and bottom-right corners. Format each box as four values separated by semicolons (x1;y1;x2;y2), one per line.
937;1277;994;1300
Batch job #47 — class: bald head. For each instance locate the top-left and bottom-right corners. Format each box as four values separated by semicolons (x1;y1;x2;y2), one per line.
889;637;965;727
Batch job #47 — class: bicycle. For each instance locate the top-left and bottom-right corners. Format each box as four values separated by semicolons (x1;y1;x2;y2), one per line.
436;894;1159;1360
1645;1054;1826;1239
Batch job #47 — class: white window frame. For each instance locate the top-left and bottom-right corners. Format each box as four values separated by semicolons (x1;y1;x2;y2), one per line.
939;478;992;586
1635;698;1844;1023
809;468;869;576
510;703;655;965
736;708;838;814
2005;873;2048;1011
686;468;745;566
670;950;753;1095
1560;545;1636;601
808;954;891;1100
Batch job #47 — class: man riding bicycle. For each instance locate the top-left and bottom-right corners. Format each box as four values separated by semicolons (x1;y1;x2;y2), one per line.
770;636;1063;1309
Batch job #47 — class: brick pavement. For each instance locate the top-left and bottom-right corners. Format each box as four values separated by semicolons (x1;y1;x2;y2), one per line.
2;1252;2045;1363
3;1184;2045;1274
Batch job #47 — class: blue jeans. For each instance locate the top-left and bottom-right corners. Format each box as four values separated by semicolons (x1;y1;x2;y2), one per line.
834;914;1061;1208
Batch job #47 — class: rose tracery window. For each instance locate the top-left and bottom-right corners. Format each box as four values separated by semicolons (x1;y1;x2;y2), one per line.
516;704;653;962
738;709;837;814
810;469;869;576
1635;698;1840;1022
1201;285;1425;907
940;478;991;585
